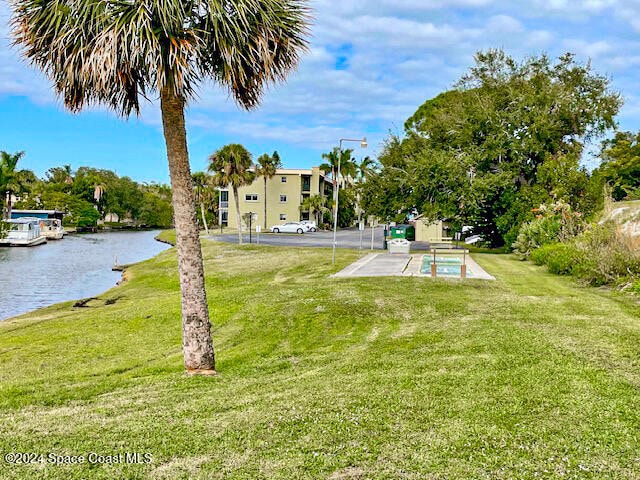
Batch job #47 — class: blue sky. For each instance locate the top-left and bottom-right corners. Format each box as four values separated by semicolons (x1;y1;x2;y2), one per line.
1;0;640;183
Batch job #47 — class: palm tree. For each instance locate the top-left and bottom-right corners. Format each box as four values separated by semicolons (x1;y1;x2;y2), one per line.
254;151;282;229
0;151;25;219
320;148;356;219
357;156;377;183
192;171;214;235
355;156;377;225
209;144;255;245
10;0;310;375
300;194;327;226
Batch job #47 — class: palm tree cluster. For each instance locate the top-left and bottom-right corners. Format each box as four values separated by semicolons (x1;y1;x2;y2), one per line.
319;149;378;227
1;151;26;219
300;194;328;226
10;0;310;374
208;144;255;245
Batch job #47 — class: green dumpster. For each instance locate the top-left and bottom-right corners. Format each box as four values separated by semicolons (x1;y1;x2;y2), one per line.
390;224;415;241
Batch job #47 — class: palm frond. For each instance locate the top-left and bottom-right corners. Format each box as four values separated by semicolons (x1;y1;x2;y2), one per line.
10;0;311;115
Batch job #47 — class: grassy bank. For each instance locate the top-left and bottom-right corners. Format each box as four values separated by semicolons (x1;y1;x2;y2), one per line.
1;240;639;479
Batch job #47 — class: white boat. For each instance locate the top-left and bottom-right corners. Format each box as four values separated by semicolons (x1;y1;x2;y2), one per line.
35;218;65;240
0;218;47;247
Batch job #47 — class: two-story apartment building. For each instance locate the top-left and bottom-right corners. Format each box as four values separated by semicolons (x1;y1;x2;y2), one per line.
219;166;333;229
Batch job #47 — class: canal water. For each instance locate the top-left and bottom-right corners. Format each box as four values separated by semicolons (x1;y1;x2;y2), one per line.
0;230;171;321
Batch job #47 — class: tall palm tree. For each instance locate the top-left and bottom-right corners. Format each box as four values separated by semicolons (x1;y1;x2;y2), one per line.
354;156;377;225
357;156;377;183
209;144;255;245
10;0;310;375
254;151;282;228
319;147;356;218
0;151;25;219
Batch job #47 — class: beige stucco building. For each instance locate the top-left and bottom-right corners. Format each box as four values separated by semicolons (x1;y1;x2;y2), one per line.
219;167;332;229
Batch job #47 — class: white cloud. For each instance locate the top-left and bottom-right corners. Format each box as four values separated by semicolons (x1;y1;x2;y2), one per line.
486;15;524;33
1;0;640;164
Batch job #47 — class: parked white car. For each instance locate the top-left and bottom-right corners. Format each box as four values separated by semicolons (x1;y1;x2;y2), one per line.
300;220;317;232
271;222;306;234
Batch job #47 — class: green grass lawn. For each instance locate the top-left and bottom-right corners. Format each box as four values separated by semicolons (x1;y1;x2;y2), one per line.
1;239;639;479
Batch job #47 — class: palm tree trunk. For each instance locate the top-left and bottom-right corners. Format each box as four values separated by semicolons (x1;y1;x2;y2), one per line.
263;177;268;229
233;186;243;245
200;203;209;236
160;86;215;376
6;190;12;220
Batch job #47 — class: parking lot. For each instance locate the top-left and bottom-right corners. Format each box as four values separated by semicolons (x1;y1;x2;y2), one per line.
208;227;389;250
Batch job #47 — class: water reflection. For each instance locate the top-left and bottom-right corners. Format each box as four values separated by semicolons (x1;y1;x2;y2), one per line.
0;230;171;320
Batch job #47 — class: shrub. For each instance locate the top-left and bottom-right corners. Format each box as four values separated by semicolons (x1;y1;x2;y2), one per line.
513;201;585;258
530;244;554;266
572;222;640;286
512;216;561;257
532;243;582;275
529;219;640;288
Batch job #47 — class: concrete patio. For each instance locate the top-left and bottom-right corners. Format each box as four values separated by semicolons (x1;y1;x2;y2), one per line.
333;253;495;280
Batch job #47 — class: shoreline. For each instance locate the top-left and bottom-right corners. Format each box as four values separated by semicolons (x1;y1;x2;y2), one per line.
0;230;172;323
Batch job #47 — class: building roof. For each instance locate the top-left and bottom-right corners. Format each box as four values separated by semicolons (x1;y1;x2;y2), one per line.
246;167;327;177
11;209;64;215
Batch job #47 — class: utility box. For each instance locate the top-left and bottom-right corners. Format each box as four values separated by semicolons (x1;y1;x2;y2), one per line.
388;238;411;254
390;224;415;241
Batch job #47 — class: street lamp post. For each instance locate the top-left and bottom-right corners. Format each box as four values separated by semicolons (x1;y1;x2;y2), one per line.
248;211;254;244
332;137;367;264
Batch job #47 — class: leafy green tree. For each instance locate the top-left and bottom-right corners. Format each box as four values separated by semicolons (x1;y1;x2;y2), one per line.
255;151;282;228
337;188;356;228
45;165;74;193
369;50;620;246
11;0;310;374
597;131;640;200
138;192;174;228
72;167;118;216
209;144;255;245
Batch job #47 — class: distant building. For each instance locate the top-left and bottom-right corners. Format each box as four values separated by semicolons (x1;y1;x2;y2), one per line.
219;167;332;229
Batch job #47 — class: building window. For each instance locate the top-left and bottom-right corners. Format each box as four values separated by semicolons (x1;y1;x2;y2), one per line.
220;190;229;208
280;214;287;221
245;194;258;202
280;195;287;203
281;176;287;183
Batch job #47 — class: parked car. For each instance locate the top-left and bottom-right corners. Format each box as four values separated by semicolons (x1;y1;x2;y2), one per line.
271;222;306;234
300;220;317;232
